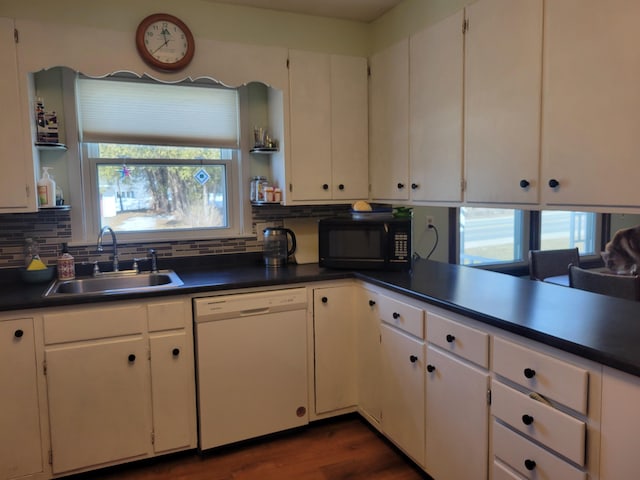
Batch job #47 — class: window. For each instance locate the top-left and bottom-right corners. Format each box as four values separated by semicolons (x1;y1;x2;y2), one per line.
459;207;526;265
75;75;247;242
459;207;599;266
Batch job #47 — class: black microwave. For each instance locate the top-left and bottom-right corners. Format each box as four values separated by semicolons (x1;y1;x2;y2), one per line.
318;216;412;270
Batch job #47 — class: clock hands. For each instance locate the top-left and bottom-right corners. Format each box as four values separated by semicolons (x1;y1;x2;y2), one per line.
150;38;170;55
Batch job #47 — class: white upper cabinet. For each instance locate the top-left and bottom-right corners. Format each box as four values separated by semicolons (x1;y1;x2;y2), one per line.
369;39;410;202
542;0;640;209
288;50;368;202
0;18;36;212
409;10;464;204
464;0;542;205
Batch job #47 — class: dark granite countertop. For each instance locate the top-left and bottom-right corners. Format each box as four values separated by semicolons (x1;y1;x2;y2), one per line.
2;254;639;378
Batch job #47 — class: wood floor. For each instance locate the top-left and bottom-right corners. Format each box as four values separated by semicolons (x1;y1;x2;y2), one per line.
77;415;430;480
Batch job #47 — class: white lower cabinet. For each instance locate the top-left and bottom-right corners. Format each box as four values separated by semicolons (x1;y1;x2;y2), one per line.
356;286;381;424
379;297;425;467
43;298;196;475
0;316;45;480
425;346;489;479
313;285;358;414
600;366;640;479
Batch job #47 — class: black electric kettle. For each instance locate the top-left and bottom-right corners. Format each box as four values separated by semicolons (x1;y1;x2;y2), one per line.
263;227;297;267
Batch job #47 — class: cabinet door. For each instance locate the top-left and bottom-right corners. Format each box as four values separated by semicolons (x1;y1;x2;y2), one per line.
331;54;369;201
464;0;542;204
356;288;381;423
425;346;489;480
46;337;150;474
380;324;425;467
149;331;196;454
0;18;33;212
409;10;464;203
314;286;357;413
369;39;409;201
600;366;640;479
0;318;43;479
289;50;332;201
542;0;640;207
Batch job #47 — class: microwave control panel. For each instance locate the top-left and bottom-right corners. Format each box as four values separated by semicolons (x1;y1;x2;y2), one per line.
392;232;409;260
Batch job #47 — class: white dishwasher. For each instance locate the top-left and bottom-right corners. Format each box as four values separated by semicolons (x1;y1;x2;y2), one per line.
193;288;309;451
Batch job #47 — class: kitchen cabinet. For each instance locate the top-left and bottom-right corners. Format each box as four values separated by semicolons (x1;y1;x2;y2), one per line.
0;18;36;212
313;284;358;414
541;0;640;209
409;10;464;204
379;293;425;467
600;366;640;479
42;298;195;475
147;300;196;454
288;50;368;202
0;316;45;480
355;286;381;424
424;313;490;480
369;39;409;202
463;0;542;205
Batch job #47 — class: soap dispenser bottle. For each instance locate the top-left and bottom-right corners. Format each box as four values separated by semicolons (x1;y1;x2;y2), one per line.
37;167;56;207
57;243;75;280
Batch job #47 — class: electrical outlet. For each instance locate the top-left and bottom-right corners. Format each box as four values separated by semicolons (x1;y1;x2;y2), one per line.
426;216;434;227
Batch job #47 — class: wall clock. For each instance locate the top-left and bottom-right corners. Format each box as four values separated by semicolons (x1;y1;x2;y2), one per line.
136;13;195;72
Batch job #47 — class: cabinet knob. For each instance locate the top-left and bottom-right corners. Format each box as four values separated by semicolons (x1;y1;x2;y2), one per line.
392;312;400;319
522;414;534;425
446;334;455;343
321;296;328;303
548;179;560;189
519;179;530;188
409;355;418;363
368;299;376;306
524;459;537;471
128;354;136;363
322;183;329;190
338;184;345;190
427;364;436;373
172;348;180;357
14;329;24;338
411;183;419;190
524;368;536;379
397;183;405;190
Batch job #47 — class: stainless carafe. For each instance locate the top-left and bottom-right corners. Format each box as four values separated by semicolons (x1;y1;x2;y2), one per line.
263;227;297;267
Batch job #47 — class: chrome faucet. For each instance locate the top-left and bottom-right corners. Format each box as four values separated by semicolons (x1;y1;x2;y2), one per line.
97;226;119;272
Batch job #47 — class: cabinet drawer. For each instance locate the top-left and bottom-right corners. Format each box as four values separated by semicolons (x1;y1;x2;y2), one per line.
378;294;424;338
493;421;586;480
44;304;145;344
492;380;586;465
427;312;489;367
493;460;527;480
147;300;187;332
492;336;588;414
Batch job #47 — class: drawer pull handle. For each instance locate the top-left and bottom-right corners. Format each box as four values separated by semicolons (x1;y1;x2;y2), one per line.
446;334;455;343
128;354;136;363
524;459;536;471
392;312;400;319
321;297;328;303
524;368;536;379
409;355;418;363
427;364;436;373
369;299;376;306
14;329;24;338
521;414;534;425
172;348;180;357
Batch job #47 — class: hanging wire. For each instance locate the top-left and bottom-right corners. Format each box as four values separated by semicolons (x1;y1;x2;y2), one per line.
414;224;439;260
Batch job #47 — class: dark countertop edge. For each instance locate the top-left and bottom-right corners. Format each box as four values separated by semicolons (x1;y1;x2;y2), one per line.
3;256;640;378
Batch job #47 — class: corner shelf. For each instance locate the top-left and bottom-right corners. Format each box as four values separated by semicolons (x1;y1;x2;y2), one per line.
250;147;279;154
36;142;67;151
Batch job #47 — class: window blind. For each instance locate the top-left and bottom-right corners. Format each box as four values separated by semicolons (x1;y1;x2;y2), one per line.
77;77;239;148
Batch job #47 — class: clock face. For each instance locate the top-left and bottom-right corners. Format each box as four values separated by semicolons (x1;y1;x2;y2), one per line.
136;14;195;71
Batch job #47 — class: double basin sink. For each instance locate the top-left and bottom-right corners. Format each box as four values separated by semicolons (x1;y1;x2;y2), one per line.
43;270;184;298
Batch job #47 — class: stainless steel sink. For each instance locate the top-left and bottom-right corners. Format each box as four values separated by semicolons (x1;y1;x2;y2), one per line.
42;270;184;297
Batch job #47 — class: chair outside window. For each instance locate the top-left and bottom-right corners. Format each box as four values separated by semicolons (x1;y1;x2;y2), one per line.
529;248;580;282
569;265;640;301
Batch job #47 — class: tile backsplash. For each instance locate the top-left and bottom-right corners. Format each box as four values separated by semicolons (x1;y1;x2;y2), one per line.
0;204;350;269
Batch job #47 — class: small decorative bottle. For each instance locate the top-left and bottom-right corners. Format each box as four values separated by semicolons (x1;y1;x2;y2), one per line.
57;243;75;280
